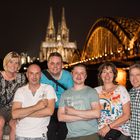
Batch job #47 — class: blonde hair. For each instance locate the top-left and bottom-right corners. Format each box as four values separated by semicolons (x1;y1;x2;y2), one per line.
3;52;21;71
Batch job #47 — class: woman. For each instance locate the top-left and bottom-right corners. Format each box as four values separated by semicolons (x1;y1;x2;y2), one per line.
0;52;27;140
95;62;131;140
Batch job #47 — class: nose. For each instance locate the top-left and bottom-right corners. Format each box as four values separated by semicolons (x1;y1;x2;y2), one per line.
54;64;58;68
105;72;110;76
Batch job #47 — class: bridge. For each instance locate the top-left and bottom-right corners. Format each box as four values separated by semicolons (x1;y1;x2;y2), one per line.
67;17;140;68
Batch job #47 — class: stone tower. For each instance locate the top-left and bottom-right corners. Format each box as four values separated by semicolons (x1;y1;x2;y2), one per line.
39;7;80;63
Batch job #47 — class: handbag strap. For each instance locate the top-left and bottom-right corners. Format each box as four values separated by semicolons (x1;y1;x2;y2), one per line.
42;70;67;90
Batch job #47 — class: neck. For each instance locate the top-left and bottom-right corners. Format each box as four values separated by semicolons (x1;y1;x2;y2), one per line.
102;83;116;92
48;70;62;80
4;71;16;80
29;84;40;94
73;84;86;90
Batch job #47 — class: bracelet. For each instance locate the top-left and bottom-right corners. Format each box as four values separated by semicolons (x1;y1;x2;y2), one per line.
108;124;111;129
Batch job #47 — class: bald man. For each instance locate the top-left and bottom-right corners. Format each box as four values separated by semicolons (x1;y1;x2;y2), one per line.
12;64;57;140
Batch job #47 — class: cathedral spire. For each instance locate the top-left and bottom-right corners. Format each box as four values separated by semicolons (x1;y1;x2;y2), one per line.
61;7;67;29
46;7;55;41
60;7;69;42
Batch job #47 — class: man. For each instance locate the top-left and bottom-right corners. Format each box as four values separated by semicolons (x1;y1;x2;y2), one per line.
129;63;140;140
40;52;73;140
58;64;100;140
12;64;57;140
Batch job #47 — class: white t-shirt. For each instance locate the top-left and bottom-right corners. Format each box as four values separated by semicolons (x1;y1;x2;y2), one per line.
13;83;57;138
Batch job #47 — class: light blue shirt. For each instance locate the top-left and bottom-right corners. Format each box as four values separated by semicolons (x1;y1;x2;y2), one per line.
40;69;73;108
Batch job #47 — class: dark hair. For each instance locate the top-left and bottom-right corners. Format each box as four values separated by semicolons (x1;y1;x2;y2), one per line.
98;62;118;85
129;63;140;74
72;63;87;73
48;52;63;62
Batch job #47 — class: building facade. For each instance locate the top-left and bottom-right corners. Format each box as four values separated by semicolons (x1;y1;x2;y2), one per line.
39;8;80;63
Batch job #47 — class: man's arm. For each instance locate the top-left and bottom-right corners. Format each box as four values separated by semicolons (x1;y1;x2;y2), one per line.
58;107;84;122
58;101;100;122
65;101;100;119
12;100;47;119
29;99;55;117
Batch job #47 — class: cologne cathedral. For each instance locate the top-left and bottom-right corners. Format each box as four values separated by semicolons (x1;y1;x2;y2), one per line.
39;8;80;64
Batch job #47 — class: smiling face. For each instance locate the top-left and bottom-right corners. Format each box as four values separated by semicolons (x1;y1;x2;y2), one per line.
129;67;140;89
72;65;87;85
100;66;114;85
47;56;63;77
3;52;21;73
6;57;20;73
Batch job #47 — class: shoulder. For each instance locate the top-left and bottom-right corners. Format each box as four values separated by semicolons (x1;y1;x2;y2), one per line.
41;83;53;89
86;86;95;91
17;72;26;78
86;86;98;94
94;86;102;93
116;85;128;92
62;88;72;95
16;84;28;92
62;69;71;76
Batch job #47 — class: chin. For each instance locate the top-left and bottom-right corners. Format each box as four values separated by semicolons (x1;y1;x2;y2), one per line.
134;85;140;89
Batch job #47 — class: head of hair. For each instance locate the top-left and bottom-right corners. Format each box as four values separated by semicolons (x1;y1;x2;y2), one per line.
98;62;118;85
48;52;63;62
72;63;87;73
3;51;21;71
129;63;140;74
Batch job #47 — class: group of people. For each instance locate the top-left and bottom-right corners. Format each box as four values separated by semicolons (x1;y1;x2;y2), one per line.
0;51;139;140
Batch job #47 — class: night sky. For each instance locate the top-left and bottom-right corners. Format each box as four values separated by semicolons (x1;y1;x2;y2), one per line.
0;0;140;59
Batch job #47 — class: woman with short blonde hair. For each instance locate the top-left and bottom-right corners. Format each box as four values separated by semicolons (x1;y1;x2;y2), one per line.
0;52;27;140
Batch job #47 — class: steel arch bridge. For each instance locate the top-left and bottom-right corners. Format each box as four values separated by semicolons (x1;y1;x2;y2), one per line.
81;17;140;65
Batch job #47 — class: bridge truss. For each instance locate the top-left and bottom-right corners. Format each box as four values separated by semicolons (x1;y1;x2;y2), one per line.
81;17;140;66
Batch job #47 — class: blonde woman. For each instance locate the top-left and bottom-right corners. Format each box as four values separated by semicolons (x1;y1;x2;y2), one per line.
0;52;26;140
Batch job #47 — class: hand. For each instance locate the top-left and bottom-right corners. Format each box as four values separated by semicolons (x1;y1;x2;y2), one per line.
98;125;110;137
65;106;75;115
36;100;48;109
42;99;48;107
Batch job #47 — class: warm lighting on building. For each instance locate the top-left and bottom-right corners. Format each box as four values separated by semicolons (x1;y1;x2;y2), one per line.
116;68;127;86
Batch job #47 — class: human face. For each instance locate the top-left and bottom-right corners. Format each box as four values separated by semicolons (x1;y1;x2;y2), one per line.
72;66;87;85
26;65;41;86
47;56;63;77
6;58;20;73
100;66;114;84
129;67;140;89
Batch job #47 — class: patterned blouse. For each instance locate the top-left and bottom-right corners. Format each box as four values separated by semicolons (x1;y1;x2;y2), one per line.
0;72;26;110
95;85;131;136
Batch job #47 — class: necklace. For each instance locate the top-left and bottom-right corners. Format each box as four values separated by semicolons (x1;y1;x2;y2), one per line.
102;85;117;93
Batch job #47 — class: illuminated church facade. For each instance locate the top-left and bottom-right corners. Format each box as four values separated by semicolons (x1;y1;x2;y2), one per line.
39;8;80;63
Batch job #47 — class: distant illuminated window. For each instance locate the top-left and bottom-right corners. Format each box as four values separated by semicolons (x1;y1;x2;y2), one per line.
116;68;127;86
